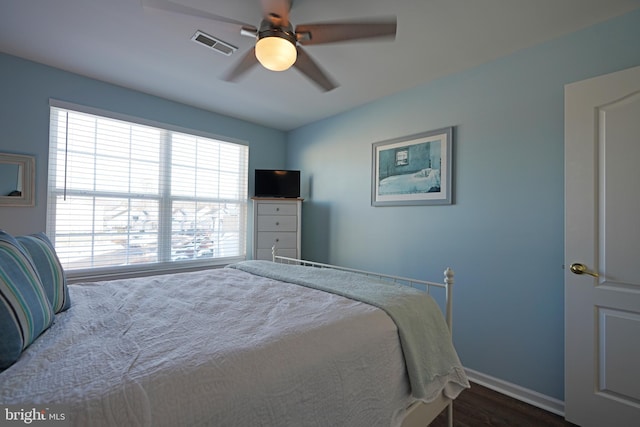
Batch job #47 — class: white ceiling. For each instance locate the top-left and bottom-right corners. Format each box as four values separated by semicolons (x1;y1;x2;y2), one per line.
1;0;639;131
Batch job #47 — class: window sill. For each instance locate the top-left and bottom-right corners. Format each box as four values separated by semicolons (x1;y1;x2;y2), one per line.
66;256;246;284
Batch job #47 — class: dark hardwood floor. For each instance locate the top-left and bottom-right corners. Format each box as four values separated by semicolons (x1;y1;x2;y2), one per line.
429;382;579;427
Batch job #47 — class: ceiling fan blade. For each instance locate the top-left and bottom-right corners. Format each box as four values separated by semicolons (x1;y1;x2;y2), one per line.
296;18;396;45
293;46;338;92
222;48;258;82
143;0;256;30
259;0;292;25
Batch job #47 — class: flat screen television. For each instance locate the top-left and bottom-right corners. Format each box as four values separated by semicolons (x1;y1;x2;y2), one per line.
254;169;300;198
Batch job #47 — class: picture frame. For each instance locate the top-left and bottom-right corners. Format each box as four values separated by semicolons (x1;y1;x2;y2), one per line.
371;127;453;206
0;152;36;207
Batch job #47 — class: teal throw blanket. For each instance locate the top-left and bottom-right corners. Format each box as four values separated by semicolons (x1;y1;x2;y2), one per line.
228;260;469;402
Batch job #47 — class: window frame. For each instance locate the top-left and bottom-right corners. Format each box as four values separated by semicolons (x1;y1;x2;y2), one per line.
47;100;249;283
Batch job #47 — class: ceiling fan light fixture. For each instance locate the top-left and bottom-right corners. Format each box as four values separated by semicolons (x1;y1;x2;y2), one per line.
255;29;297;72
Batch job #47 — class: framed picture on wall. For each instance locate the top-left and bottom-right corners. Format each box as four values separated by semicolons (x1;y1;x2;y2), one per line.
371;127;453;206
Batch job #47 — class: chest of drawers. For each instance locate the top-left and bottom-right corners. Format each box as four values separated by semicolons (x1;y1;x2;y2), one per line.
252;198;302;260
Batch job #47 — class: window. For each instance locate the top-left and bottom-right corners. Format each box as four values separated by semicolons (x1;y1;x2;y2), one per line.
47;102;248;277
395;149;408;166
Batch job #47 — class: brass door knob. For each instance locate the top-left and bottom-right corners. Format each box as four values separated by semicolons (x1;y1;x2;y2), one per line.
570;263;599;277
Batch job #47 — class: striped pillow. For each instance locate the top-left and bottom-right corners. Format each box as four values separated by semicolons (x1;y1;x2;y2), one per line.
0;230;55;370
16;233;71;313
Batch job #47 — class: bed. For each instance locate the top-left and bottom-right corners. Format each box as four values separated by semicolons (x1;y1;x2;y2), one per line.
0;232;469;427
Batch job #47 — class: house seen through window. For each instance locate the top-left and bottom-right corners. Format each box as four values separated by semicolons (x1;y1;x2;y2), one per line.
47;103;248;274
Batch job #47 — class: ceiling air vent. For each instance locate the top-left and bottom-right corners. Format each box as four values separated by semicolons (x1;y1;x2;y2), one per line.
191;30;237;56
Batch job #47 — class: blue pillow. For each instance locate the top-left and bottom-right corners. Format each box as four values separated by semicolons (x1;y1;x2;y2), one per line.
16;233;71;313
0;230;55;370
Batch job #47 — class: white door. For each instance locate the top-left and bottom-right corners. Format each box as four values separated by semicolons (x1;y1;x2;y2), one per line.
565;65;640;426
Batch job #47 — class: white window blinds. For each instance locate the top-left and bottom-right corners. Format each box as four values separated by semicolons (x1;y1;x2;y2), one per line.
47;102;248;275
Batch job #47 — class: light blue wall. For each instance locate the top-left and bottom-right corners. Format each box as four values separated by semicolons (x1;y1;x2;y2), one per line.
287;9;640;400
0;53;287;256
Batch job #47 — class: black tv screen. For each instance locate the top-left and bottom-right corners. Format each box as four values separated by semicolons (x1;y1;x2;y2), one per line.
254;169;300;198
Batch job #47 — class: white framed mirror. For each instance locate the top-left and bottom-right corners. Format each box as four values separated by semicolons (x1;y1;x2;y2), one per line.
0;153;35;207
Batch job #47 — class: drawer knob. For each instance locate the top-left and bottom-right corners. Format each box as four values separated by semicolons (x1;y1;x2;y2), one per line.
276;222;279;226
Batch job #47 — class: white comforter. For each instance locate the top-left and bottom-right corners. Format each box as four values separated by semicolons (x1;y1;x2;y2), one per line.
1;268;415;427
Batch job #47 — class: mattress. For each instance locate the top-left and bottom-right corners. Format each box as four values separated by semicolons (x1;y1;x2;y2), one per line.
1;266;422;426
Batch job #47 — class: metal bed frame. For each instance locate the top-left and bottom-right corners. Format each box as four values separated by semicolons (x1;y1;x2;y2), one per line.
272;248;456;427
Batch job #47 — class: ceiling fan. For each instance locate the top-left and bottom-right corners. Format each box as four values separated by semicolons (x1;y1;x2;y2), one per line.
144;0;397;91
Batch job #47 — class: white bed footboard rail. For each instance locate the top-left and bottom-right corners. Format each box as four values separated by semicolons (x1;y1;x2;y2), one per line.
271;246;457;427
271;246;455;333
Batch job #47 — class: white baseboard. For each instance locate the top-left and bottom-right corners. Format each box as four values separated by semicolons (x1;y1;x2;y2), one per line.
464;368;565;417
